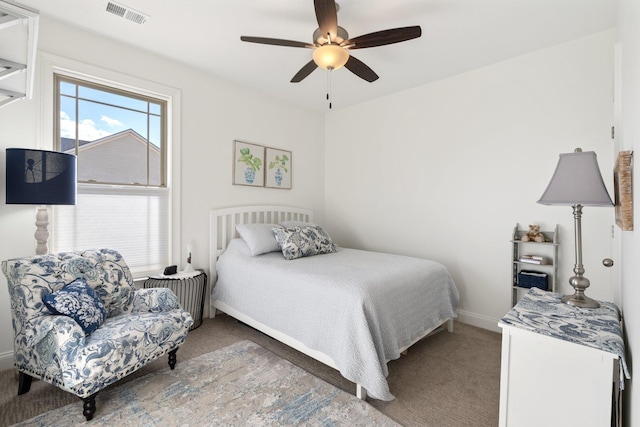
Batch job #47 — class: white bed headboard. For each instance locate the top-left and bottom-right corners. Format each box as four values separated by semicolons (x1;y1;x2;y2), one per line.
209;205;313;279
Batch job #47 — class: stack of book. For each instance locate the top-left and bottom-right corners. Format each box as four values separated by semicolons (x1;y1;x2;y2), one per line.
518;255;549;265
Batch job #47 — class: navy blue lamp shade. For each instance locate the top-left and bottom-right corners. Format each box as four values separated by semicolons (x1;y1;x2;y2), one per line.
6;148;77;205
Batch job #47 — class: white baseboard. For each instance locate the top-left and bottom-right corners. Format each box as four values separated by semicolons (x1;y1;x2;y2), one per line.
456;309;501;333
0;350;14;372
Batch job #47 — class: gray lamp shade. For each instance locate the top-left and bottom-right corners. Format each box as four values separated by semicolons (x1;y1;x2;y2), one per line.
6;148;77;205
537;150;613;206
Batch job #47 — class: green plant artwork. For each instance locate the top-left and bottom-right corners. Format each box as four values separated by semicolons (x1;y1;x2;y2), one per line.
265;148;291;189
234;141;265;186
237;148;262;172
268;154;289;173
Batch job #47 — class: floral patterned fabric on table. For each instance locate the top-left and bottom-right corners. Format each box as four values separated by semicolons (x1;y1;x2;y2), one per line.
500;287;630;389
2;249;193;398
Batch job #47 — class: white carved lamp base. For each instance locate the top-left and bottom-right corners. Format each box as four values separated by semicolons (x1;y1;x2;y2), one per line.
34;206;50;255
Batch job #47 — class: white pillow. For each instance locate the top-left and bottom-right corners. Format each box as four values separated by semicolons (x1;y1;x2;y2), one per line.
235;223;282;256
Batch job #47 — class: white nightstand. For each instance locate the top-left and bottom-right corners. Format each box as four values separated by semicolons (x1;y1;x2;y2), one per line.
498;288;629;427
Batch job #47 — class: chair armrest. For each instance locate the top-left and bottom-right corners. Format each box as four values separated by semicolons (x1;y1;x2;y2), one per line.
20;314;85;349
132;288;182;313
15;314;85;375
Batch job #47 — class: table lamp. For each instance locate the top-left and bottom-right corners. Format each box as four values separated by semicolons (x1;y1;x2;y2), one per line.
6;148;77;255
537;148;613;308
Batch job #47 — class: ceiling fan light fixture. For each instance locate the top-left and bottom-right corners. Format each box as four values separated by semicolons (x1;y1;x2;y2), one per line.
240;1;421;85
312;44;349;71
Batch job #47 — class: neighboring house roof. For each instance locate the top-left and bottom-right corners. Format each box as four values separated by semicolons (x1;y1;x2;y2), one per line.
61;136;91;152
61;129;158;153
62;129;161;185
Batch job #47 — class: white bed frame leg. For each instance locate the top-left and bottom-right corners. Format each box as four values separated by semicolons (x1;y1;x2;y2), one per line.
356;384;367;400
353;318;451;401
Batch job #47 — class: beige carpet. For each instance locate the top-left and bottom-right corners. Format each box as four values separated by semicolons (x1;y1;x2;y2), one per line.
11;340;399;427
0;315;501;426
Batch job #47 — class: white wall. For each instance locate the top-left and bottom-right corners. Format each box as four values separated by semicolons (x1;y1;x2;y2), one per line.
1;17;631;423
0;17;326;370
325;30;616;331
618;0;639;424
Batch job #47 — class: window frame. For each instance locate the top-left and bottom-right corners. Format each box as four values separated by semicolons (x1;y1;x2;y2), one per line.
54;74;168;187
39;52;182;276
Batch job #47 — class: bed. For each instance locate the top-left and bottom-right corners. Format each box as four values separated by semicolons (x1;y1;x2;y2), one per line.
209;205;459;401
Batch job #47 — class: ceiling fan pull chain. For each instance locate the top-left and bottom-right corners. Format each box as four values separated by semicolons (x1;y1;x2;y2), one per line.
326;69;329;101
327;68;332;109
326;34;336;109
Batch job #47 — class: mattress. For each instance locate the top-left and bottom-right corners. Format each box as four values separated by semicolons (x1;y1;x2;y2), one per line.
214;238;459;400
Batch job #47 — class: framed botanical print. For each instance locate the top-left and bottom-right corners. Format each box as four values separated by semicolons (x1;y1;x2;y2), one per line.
233;140;265;187
265;147;292;189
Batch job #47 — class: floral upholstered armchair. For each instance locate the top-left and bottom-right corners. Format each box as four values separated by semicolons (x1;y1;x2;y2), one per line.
2;249;193;421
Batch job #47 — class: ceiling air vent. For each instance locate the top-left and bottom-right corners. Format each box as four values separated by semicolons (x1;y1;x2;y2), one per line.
105;1;149;24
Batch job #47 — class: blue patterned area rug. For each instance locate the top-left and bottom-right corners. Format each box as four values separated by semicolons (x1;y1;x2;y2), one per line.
13;340;399;426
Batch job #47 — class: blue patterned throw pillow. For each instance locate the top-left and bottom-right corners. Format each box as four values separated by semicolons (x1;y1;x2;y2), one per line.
43;279;107;335
272;225;337;260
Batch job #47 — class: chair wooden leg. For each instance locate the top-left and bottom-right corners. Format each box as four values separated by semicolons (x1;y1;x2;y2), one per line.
168;349;178;370
17;372;32;395
82;393;97;421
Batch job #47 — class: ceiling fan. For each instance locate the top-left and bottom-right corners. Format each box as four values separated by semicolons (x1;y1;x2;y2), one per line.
240;0;422;84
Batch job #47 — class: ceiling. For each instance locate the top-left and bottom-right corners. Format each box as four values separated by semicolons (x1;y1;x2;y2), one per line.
14;0;617;112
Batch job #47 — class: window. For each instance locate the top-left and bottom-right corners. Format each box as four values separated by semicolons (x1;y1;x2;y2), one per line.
51;72;172;277
56;76;165;186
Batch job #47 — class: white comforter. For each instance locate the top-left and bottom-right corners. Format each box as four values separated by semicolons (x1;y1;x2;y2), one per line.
214;238;459;400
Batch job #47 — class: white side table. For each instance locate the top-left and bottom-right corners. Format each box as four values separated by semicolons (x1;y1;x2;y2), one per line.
498;288;629;427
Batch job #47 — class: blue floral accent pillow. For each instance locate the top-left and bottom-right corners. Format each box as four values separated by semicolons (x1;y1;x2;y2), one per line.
272;225;337;260
43;279;107;335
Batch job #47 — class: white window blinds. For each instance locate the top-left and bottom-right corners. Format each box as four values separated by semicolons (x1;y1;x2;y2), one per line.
53;185;169;277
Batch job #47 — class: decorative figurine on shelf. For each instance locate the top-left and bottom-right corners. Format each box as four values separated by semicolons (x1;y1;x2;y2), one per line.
183;245;194;273
521;224;546;243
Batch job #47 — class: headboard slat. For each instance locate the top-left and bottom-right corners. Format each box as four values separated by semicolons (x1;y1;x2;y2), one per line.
209;205;314;288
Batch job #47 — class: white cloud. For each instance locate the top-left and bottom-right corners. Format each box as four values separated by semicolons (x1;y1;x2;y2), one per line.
101;115;123;128
59;111;112;141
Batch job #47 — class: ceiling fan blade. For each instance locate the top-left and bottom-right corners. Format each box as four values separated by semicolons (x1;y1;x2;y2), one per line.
314;0;338;41
344;56;379;82
291;60;319;83
342;26;422;50
241;36;314;49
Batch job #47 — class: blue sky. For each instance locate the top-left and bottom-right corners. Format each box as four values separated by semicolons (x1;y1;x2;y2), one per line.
59;80;162;147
